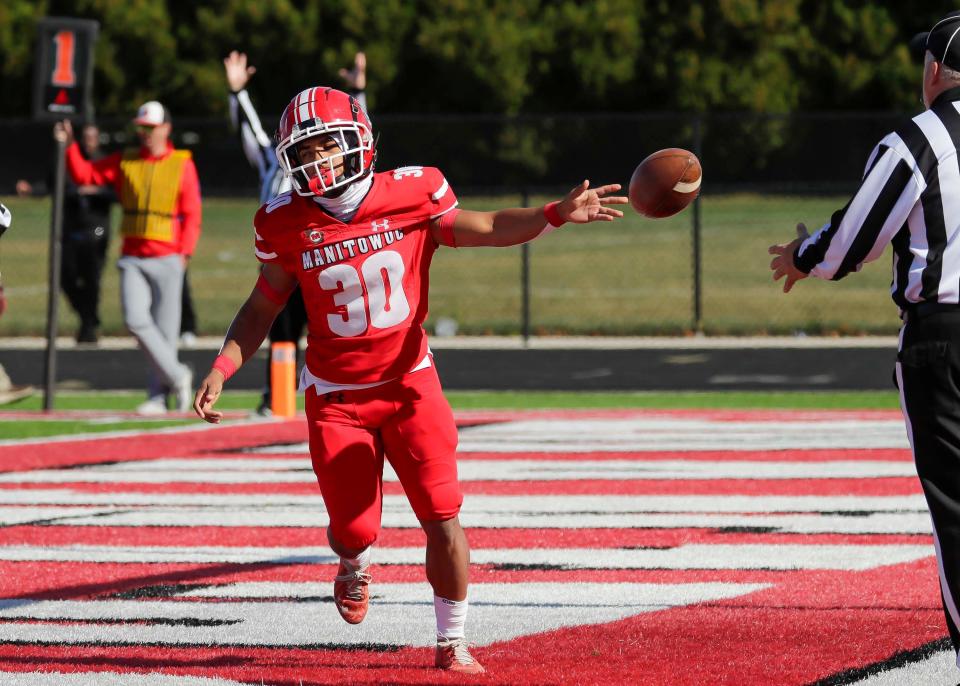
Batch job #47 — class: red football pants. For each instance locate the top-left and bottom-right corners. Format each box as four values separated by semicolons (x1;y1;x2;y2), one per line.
304;364;462;551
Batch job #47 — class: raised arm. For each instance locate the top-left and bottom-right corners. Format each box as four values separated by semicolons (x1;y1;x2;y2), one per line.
193;262;297;423
54;120;121;189
224;51;275;177
431;180;627;248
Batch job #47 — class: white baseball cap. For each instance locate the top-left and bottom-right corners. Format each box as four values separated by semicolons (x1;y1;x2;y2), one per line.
133;101;169;126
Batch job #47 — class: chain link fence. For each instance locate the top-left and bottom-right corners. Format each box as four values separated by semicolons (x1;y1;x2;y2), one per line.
0;112;911;337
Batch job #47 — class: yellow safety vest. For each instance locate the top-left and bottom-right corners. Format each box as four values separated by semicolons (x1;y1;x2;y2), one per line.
118;149;191;242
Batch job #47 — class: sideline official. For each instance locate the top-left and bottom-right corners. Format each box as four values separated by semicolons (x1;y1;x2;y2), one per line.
769;11;960;669
56;102;201;415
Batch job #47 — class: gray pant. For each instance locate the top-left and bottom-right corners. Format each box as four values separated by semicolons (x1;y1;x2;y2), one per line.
118;254;189;397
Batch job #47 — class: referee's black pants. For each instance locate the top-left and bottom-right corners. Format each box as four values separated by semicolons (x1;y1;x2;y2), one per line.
899;309;960;660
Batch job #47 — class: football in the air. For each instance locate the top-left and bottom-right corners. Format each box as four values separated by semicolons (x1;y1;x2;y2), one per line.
628;148;702;218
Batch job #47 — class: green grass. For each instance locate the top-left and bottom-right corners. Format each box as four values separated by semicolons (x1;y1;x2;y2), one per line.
5;391;288;412
1;389;901;413
0;194;900;337
0;419;193;439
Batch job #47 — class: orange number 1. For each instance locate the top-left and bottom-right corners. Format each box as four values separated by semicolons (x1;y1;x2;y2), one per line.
51;31;76;87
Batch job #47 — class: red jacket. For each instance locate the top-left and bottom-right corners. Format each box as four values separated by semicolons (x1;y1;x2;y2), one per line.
65;141;202;258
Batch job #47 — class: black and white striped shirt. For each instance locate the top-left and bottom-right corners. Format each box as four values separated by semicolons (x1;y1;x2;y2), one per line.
228;89;290;203
795;86;960;310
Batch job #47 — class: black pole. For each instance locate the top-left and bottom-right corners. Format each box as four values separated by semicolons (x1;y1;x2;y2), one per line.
692;115;704;334
43;136;67;411
521;189;531;348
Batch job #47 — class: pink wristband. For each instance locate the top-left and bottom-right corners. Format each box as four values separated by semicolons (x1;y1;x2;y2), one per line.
543;201;565;227
211;355;238;381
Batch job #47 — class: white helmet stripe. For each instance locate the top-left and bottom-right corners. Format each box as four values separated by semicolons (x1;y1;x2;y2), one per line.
297;100;311;126
294;89;311;125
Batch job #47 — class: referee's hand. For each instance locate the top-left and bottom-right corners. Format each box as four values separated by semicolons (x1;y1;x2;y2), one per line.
769;223;810;293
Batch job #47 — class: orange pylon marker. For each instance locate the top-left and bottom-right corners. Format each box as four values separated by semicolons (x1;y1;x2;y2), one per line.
270;342;297;417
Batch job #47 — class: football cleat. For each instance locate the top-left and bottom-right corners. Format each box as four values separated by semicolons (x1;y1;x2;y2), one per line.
136;396;167;416
333;560;371;624
435;638;486;674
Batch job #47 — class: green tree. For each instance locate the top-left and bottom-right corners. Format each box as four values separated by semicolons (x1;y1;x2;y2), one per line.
0;0;954;119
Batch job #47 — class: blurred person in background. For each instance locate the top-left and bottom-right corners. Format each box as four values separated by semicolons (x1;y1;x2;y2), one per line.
56;102;202;415
0;202;35;405
194;85;626;674
224;49;366;416
769;11;960;673
16;123;114;344
179;267;198;348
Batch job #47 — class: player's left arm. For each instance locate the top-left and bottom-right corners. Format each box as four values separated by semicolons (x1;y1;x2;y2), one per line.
430;180;627;248
194;262;297;423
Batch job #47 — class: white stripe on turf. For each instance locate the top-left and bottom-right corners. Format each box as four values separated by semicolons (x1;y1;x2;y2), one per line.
0;493;927;510
0;543;930;570
0;458;917;483
454;418;910;451
0;498;933;534
0;582;768;648
846;648;957;685
0;488;927;510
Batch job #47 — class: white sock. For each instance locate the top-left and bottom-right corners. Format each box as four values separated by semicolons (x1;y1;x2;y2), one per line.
434;595;468;640
342;546;371;570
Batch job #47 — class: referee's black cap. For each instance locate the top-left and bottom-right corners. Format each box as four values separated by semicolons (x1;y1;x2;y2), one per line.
911;12;960;69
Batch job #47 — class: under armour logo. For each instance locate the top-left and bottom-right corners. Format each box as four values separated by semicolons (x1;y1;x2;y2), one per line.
371;219;390;232
324;392;346;403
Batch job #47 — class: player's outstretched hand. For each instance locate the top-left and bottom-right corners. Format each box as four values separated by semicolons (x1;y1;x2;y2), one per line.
339;51;366;90
768;222;810;293
224;50;256;92
194;371;226;424
558;180;628;224
53;120;73;145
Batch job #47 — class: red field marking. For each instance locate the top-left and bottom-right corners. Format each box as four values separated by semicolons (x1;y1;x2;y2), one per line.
0;560;822;598
0;421;308;472
476;562;945;686
0;409;944;685
0;561;943;685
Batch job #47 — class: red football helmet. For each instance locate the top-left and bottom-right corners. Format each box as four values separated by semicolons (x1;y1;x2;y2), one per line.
275;87;375;197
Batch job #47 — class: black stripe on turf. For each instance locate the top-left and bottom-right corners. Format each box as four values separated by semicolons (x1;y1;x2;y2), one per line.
805;636;953;686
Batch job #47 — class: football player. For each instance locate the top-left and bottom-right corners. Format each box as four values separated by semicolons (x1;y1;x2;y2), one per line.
193;87;627;674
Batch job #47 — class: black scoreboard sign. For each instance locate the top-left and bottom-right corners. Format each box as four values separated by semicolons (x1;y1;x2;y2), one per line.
32;17;99;122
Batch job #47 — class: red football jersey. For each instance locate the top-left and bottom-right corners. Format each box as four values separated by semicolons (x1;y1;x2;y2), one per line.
253;166;458;384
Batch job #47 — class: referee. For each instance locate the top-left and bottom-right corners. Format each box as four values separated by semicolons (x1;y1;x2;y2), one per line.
769;10;960;667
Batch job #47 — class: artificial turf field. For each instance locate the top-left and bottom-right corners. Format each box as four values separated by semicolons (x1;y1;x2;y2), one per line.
0;390;955;684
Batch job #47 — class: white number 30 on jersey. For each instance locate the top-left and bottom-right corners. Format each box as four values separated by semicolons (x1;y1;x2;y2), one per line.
319;250;411;337
393;166;423;180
